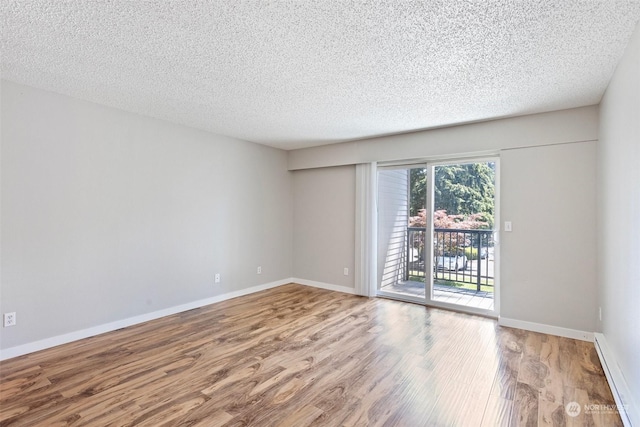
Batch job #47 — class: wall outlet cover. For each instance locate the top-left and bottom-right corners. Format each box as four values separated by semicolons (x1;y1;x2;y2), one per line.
4;312;16;327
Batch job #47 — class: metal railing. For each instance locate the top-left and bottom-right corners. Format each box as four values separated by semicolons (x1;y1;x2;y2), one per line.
406;227;494;292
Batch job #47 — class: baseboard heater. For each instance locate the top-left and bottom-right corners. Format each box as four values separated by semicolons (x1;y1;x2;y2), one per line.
594;333;636;427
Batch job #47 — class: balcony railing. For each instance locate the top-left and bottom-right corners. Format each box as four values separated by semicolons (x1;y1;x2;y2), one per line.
407;227;494;292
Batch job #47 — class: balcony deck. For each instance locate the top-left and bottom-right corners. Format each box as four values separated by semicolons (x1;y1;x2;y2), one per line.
381;280;494;310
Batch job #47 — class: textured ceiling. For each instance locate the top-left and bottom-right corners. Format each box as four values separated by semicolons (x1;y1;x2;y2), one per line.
2;1;640;150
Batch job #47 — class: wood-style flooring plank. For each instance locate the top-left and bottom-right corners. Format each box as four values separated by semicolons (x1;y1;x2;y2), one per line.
0;284;621;426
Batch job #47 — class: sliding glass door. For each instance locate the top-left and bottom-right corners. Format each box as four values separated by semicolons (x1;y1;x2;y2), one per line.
377;159;498;316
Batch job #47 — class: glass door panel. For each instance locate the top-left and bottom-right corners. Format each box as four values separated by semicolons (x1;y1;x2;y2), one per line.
430;161;497;312
377;166;427;301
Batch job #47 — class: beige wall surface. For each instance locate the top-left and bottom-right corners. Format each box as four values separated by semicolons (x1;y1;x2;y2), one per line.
293;139;598;333
598;21;640;411
500;141;598;331
0;80;293;349
1;64;613;361
288;106;599;170
292;166;355;288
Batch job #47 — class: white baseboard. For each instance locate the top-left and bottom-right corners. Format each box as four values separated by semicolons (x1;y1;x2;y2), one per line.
290;278;357;295
594;333;637;427
0;278;290;361
498;317;593;342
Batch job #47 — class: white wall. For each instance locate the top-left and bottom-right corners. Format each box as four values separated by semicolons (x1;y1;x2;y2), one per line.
501;141;597;332
0;80;292;350
288;106;598;170
292;166;355;288
0;70;612;363
288;109;599;334
377;169;409;289
598;22;640;414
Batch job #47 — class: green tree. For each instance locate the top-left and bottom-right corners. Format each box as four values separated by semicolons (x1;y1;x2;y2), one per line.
409;168;427;216
409;162;495;228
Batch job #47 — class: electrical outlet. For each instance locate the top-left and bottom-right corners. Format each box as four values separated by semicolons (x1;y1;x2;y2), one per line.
4;312;16;327
504;221;512;232
257;266;262;274
343;267;349;276
214;273;221;283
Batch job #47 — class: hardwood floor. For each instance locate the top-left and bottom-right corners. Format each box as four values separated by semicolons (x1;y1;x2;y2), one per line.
0;284;620;426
